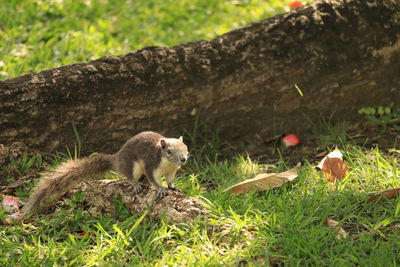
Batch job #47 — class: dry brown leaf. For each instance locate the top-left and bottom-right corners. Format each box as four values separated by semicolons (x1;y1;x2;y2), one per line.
368;188;400;202
322;158;349;182
224;163;301;194
1;178;27;195
264;134;282;144
314;151;328;158
324;218;349;239
317;149;349;182
0;171;38;195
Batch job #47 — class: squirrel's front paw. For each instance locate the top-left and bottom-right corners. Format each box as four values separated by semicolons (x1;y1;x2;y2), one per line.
156;187;168;199
132;184;143;194
168;185;181;192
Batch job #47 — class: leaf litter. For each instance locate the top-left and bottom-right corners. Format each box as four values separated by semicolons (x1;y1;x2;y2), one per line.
316;149;349;182
224;163;301;194
324;218;349;239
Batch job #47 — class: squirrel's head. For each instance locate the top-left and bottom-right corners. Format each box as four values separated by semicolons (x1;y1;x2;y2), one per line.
160;136;189;166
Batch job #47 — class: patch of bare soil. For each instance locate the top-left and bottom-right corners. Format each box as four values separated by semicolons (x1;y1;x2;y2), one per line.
246;122;399;165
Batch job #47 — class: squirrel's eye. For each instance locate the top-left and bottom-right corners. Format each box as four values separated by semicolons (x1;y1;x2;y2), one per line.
166;148;172;155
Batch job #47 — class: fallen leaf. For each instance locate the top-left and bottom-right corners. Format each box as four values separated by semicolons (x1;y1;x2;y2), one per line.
224;163;301;194
264;134;282;144
317;149;342;168
317;149;349;182
1;179;26;195
314;151;328;158
322;158;349;182
324;218;349;239
2;195;20;213
368;188;400;202
0;171;38;195
3;212;22;225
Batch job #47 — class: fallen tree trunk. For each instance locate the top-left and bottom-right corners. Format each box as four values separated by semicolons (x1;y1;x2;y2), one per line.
1;0;399;153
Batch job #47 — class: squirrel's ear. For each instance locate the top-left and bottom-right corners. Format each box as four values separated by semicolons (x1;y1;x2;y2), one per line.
178;136;183;142
160;139;167;149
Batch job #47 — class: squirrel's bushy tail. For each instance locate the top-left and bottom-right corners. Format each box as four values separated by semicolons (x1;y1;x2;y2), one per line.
22;154;114;215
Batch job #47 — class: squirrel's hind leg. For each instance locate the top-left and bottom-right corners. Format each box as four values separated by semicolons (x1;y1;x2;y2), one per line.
124;161;144;194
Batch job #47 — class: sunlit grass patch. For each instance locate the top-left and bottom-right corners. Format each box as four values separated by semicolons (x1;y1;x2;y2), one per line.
1;143;400;265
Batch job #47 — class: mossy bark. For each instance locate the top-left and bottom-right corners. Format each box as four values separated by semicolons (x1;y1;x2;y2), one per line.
1;0;399;153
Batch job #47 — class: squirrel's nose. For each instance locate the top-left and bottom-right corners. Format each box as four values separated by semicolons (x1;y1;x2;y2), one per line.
180;156;187;163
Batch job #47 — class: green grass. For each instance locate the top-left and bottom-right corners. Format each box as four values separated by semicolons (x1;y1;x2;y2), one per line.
2;131;400;266
0;0;314;80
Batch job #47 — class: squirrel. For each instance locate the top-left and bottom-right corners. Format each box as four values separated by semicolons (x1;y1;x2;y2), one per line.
22;131;189;215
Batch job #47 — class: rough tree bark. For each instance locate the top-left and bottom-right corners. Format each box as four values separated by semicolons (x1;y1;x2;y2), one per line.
1;0;399;154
